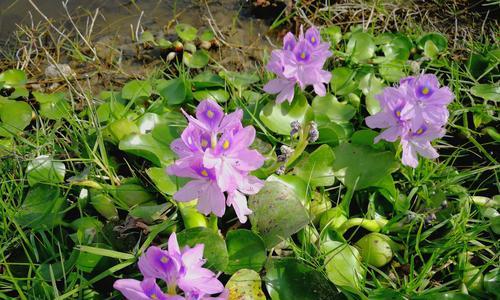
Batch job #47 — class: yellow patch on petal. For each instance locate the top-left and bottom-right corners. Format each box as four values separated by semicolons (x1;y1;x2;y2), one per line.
201;169;208;177
151;294;158;300
160;256;168;263
201;139;208;148
206;110;214;118
422;87;429;95
300;52;306;59
223;140;230;150
416;128;424;135
311;37;316;43
396;110;401;117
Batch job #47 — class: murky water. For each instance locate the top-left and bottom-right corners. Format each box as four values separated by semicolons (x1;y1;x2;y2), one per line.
0;0;271;59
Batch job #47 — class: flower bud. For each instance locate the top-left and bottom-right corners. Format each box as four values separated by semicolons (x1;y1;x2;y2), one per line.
308;121;319;143
290;120;301;136
166;52;176;62
276;165;286;175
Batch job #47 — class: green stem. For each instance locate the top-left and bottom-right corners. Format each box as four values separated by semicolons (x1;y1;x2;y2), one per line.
178;202;208;229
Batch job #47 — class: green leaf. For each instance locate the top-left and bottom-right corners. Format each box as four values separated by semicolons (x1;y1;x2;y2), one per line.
15;184;65;230
0;69;27;88
359;72;385;115
266;174;309;203
119;133;175;167
225;229;267;274
265;258;340;300
226;269;266;300
33;92;70;120
27;155;66;186
470;84;500;102
177;227;228;271
183;50;210;68
192;71;225;89
0;100;32;136
379;61;406;83
112;182;154;207
293;144;335;187
248;181;309;248
76;243;111;273
193;89;229;103
199;29;215;42
259;93;312;135
147;167;185;195
330;67;357;96
423;40;440;59
121;80;152;102
312;94;355;123
351;129;387;150
321;241;365;293
346;32;376;61
467;53;490;79
322;26;342;45
129;203;171;224
381;34;412;61
417;33;448;52
219;70;259;91
157;78;188;105
77;245;135;260
37;250;79;281
332;143;399;190
140;31;155;43
175;23;198;41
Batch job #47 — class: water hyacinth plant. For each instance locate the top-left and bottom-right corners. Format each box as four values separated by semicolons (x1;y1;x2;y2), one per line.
366;74;453;167
114;233;227;300
263;26;332;104
167;99;265;223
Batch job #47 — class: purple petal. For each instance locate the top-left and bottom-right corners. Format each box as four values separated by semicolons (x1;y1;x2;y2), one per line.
230;126;256;151
181;244;205;268
228;149;265;171
173;180;206;202
313;83;326;96
140;278;170;300
227;190;252;223
263;78;289;94
168;232;180;256
219;109;243;133
195;100;224;131
401;140;419;168
197;181;226;217
113;279;150;300
276;82;295;104
237;175;264;195
365;112;394;129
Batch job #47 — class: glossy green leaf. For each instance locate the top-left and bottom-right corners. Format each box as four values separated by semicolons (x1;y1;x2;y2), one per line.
225;229;266;274
330;67;357;96
266;174;309;203
33;92;70;120
157;78;188;105
192;71;225;89
129;203;170;224
423;40;440;59
355;233;394;267
322;26;342;45
27;155;66;186
346;32;376;61
183;50;210;68
248;180;309;248
470;84;500;102
467;53;490;78
359;73;385;115
227;269;266;300
321;241;365;292
15;184;65;230
37;250;79;281
140;31;155;43
199;29;215;42
119;133;175;167
381;34;412;61
312;94;355;123
293;144;335;187
90;190;118;220
147;167;185;195
0;100;32;136
193;89;229;103
177;227;228;271
259;93;312;135
379;62;406;83
265;258;340;300
484;268;500;297
417;33;448;52
112;182;154;207
122;80;152;102
332;143;399;190
176;23;197;41
219;70;259;90
0;69;27;88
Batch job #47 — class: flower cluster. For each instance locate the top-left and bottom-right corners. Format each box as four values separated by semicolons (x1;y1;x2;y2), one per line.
167;99;265;223
114;233;227;300
366;74;453;167
263;26;332;104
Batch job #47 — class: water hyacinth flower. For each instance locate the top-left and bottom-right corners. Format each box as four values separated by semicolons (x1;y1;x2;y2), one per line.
114;233;226;300
366;74;452;168
263;26;332;104
167;99;264;223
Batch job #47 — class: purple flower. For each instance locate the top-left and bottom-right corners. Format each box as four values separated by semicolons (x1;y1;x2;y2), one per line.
263;26;332;104
114;278;182;300
114;233;226;300
366;74;452;168
167;100;264;223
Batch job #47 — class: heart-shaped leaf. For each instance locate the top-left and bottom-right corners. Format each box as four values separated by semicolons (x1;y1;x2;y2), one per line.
0;99;32;136
176;24;197;42
470;84;500;102
225;229;267;274
183;50;210;69
177;227;228;271
346;32;375;62
248;181;309;248
0;69;27;88
260;93;312;135
193;89;229;103
122;80;152;102
227;269;266;299
312;94;355;123
330;67;357;96
265;258;340;300
321;241;365;293
417;33;448;52
219;71;259;91
147;167;187;195
332;143;399;190
27;155;66;186
157;78;189;105
359;72;385;115
293;144;335;187
33;92;70;120
119;133;175;166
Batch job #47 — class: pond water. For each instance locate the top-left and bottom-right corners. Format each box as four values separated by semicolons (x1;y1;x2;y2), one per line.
0;0;272;56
